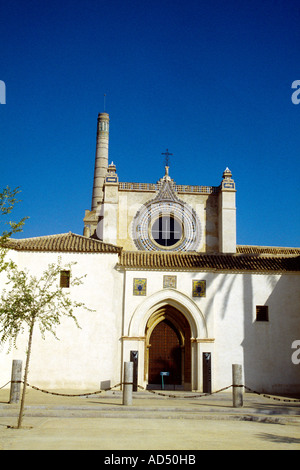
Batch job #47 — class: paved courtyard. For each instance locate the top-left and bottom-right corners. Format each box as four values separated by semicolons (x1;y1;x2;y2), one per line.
0;388;300;450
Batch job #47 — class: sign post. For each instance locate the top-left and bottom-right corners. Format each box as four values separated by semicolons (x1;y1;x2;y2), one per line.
160;371;169;390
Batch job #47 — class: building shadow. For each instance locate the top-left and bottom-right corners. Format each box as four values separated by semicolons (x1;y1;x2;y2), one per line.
256;433;300;445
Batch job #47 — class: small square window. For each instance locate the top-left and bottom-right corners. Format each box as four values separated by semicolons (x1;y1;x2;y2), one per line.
256;305;269;322
60;270;70;288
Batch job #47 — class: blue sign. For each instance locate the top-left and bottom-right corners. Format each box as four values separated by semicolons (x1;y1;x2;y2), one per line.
160;371;169;390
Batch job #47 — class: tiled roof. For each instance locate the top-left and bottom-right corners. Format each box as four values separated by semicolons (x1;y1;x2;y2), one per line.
117;251;300;273
7;232;122;254
237;245;300;255
6;233;300;272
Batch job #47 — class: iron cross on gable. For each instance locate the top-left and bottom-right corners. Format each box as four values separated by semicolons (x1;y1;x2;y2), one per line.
161;149;173;167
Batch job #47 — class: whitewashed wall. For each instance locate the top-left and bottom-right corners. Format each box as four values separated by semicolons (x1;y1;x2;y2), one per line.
0;250;123;390
0;249;299;394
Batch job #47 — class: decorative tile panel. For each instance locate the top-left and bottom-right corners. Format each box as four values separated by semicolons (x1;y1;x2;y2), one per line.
192;280;206;297
163;275;177;289
133;278;147;296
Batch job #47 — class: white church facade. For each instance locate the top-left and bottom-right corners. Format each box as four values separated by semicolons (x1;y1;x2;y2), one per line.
1;112;300;395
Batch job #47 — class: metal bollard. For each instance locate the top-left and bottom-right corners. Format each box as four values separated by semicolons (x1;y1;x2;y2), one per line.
122;361;133;406
9;360;22;404
232;364;243;407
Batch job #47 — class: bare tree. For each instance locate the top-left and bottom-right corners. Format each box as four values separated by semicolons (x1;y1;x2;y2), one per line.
0;186;28;272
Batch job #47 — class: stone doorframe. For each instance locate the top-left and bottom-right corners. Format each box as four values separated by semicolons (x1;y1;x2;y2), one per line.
122;289;214;391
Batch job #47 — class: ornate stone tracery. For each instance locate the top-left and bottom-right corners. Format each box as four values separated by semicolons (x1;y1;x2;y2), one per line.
132;167;202;252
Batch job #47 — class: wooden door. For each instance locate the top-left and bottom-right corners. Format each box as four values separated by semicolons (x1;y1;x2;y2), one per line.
148;320;182;385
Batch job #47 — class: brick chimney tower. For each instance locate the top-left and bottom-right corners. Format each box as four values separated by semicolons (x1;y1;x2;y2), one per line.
91;112;110;210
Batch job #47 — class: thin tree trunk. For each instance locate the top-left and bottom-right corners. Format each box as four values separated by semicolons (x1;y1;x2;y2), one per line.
17;316;35;428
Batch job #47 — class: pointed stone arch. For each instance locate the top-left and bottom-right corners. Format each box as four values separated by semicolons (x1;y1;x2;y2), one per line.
124;289;213;391
128;289;208;340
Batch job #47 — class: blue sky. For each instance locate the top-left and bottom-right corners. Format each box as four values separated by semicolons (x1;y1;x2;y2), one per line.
1;0;299;247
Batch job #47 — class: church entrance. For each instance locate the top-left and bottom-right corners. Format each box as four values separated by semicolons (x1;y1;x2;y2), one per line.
146;306;191;390
148;320;182;385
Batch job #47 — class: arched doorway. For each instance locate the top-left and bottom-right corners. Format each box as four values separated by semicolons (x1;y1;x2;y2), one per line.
145;305;191;390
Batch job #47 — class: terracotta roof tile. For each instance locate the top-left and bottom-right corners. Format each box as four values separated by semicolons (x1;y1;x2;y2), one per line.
7;232;122;254
6;233;300;272
237;245;300;255
117;251;300;273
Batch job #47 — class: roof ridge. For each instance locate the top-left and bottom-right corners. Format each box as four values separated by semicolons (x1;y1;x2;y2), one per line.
12;231;119;244
237;244;300;250
237;245;300;256
12;232;70;242
7;232;122;253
